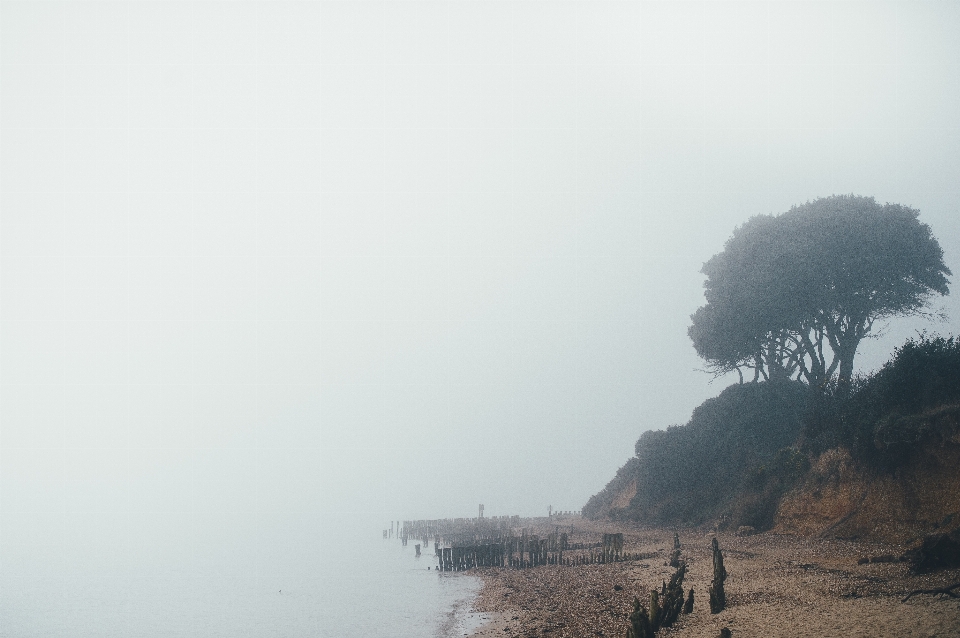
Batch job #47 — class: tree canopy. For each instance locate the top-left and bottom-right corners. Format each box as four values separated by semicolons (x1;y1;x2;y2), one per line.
689;195;951;387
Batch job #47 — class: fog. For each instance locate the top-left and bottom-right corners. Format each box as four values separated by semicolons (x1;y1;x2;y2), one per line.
2;1;960;583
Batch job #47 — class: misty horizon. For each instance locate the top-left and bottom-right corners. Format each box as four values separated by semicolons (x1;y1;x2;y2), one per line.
2;6;960;634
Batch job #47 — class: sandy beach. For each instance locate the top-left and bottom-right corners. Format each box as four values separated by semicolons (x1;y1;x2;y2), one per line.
465;521;960;638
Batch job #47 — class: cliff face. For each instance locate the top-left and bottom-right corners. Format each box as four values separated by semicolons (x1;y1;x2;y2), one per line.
583;458;640;520
586;336;960;543
775;406;960;544
610;479;637;510
585;398;960;543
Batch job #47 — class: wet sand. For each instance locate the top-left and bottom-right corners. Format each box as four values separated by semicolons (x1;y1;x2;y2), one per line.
467;523;960;637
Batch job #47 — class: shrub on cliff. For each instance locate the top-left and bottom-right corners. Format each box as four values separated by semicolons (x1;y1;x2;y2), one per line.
586;334;960;528
804;334;960;467
585;379;806;528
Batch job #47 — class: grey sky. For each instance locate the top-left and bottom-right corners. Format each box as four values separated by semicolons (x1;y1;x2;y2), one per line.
2;2;959;580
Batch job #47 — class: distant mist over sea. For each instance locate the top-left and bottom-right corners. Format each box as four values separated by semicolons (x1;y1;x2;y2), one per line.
0;514;475;638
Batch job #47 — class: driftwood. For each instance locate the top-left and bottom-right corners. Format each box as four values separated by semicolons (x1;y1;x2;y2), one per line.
901;581;960;602
709;537;727;614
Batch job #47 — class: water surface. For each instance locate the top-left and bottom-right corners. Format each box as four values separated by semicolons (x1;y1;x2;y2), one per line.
0;517;479;638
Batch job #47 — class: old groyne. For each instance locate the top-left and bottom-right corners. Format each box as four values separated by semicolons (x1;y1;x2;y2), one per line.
385;510;649;572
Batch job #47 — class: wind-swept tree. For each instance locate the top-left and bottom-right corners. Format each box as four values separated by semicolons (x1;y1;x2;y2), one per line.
689;195;951;387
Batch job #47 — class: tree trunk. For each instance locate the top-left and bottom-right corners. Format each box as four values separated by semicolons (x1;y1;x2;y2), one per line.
836;338;860;389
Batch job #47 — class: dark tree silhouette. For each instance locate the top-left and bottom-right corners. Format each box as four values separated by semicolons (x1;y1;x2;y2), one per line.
690;195;951;387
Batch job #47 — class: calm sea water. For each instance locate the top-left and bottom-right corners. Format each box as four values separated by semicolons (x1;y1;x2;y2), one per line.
0;519;480;638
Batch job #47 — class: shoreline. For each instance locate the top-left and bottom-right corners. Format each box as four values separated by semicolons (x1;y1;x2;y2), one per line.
464;523;960;637
434;569;486;638
452;611;506;637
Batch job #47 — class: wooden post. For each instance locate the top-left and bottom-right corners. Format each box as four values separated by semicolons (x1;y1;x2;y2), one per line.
668;532;681;567
658;561;687;629
649;590;661;630
627;598;654;638
709;537;727;614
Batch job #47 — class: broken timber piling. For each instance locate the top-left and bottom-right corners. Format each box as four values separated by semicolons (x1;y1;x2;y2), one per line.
391;513;654;572
669;532;682;567
709;537;728;614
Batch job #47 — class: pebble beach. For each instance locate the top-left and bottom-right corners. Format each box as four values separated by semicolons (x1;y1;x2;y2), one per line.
464;521;960;638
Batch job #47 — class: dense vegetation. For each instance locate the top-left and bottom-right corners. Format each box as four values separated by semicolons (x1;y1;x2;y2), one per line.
583;379;808;529
689;196;950;387
586;334;960;530
587;199;956;532
805;334;960;468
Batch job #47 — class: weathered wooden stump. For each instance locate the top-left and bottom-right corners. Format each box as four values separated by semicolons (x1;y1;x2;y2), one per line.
709;537;727;614
626;597;654;638
649;590;661;631
657;561;687;630
669;532;682;567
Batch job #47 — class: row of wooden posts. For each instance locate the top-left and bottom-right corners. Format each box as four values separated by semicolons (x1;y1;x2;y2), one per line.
626;535;728;638
393;514;584;548
407;528;637;572
388;514;649;572
434;540;648;571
